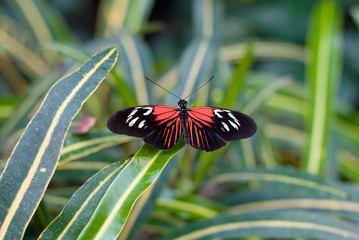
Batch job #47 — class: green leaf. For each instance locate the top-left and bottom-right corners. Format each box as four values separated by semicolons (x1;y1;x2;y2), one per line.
11;0;75;43
176;38;216;101
304;0;342;175
124;0;154;33
96;0;154;36
0;15;49;77
207;168;348;199
221;41;254;108
123;155;181;239
58;131;131;167
162;211;359;240
0;72;59;150
229;198;359;223
156;194;225;220
193;0;221;38
78;142;184;239
350;5;359;30
116;31;152;105
0;47;118;239
219;42;306;63
39;159;129;239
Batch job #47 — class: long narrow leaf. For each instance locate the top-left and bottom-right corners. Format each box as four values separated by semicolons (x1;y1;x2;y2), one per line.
0;72;59;148
304;0;342;175
39;159;129;239
162;211;359;240
221;42;254;108
0;47;118;239
117;31;152;105
78;142;184;239
206;168;348;199
96;0;154;36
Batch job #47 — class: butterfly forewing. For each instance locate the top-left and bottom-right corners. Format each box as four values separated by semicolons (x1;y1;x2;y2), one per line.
185;107;257;151
107;105;182;149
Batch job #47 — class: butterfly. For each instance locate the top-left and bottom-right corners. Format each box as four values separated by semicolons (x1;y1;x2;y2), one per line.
107;77;257;152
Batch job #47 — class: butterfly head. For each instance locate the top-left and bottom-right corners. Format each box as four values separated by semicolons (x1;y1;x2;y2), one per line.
178;99;188;109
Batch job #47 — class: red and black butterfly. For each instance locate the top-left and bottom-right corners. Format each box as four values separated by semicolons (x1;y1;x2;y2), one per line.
107;78;256;152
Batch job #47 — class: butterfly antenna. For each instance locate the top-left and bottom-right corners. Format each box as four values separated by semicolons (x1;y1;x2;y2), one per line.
183;75;215;100
145;77;182;100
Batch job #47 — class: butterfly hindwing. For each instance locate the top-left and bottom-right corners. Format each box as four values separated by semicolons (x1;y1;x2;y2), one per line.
107;105;182;149
185;107;257;151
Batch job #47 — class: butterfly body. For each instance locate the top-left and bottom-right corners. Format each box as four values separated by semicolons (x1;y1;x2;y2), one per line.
107;99;256;152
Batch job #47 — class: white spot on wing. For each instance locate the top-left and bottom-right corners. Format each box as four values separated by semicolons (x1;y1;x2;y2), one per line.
129;117;139;127
228;112;241;126
138;120;146;128
222;122;230;131
142;107;153;115
126;108;139;123
214;109;224;118
228;120;239;130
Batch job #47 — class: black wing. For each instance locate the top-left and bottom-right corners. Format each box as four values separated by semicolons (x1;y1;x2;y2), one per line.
107;105;182;149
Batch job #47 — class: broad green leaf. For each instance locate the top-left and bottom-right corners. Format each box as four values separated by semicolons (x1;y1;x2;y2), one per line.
304;0;342;175
39;159;129;239
0;47;118;239
162;211;359;240
78;142;184;239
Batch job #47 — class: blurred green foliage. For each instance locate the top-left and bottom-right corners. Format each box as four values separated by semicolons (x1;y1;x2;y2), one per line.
1;0;359;239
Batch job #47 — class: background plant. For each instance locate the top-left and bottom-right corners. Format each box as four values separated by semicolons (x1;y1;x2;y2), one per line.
1;0;359;239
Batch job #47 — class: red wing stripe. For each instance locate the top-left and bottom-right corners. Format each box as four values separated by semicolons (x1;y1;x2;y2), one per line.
198;129;203;148
188;111;213;127
195;126;200;146
166;125;173;148
204;132;209;150
174;119;179;140
164;128;168;145
189;118;194;146
169;124;175;148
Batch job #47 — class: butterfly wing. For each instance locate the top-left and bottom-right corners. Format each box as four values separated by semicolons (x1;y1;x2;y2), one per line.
107;105;182;149
185;107;257;151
